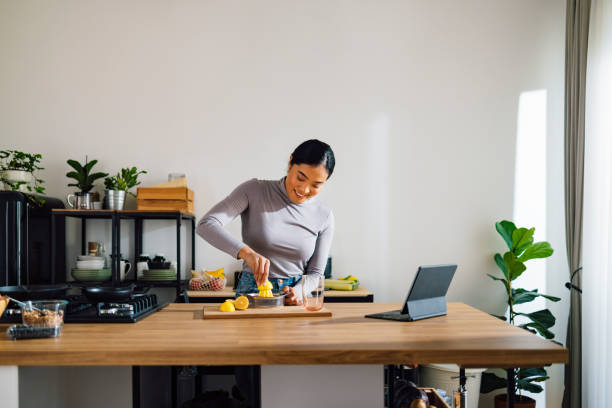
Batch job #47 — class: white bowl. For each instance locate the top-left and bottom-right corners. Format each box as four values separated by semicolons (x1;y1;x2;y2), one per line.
75;260;105;269
77;255;104;261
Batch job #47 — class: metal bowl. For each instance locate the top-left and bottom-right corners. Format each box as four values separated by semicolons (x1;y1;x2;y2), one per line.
245;292;286;308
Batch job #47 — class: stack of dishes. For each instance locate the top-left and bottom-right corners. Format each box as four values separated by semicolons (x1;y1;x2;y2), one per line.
71;255;110;282
141;269;177;281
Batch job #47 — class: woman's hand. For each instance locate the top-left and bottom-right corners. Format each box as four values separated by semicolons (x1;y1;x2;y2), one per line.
238;246;270;286
282;286;302;305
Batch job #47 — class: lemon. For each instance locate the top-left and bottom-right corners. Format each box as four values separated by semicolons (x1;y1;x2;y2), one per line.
234;296;249;310
219;300;235;312
206;268;225;278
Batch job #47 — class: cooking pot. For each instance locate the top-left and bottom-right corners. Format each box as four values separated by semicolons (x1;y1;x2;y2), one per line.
82;284;150;302
0;284;70;301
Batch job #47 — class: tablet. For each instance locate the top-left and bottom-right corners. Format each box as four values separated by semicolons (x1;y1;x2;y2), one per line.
365;264;457;322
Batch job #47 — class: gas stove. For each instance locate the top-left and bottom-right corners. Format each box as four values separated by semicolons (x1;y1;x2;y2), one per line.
0;294;167;324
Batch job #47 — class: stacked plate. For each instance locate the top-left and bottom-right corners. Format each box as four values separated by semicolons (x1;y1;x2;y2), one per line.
141;269;177;281
76;255;105;270
71;268;111;282
72;255;108;282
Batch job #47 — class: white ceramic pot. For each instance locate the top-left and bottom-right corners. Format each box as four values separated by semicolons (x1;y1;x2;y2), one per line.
1;170;34;192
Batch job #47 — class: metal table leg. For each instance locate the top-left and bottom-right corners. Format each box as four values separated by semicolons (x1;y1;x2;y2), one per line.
507;368;515;408
81;218;87;255
191;218;195;270
176;215;181;299
50;213;56;283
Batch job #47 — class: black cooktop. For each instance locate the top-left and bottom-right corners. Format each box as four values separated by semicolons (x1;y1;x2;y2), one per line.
1;294;167;324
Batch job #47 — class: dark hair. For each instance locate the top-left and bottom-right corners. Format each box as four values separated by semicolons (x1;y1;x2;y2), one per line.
290;139;335;179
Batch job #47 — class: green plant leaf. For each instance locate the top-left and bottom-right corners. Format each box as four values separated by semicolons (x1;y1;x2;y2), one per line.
512;227;535;255
519;368;547;380
518;378;544;393
496;220;516;251
517;241;554;262
66;171;80;180
494;253;509;280
512;288;561;305
84;159;97;174
522;309;556;329
487;273;508;286
480;372;507;393
66;159;83;172
504;252;526;281
520;322;555;339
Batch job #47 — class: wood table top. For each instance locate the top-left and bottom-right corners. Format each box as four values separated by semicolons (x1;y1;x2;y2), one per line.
0;302;567;367
186;286;373;298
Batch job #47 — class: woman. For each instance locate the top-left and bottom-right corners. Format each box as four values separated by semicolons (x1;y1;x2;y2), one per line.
197;139;335;305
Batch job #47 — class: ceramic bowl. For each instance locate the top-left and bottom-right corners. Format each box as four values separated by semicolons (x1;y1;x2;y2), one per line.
75;260;105;269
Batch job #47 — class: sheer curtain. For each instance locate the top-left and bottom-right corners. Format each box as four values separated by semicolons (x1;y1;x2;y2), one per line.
582;0;612;406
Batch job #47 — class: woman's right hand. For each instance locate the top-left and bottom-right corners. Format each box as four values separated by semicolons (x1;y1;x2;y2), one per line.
238;246;270;287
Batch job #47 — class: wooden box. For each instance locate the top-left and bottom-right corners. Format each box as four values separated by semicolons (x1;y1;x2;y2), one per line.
137;187;194;214
137;187;193;201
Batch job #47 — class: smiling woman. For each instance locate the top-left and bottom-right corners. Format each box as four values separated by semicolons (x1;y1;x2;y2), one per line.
196;140;335;307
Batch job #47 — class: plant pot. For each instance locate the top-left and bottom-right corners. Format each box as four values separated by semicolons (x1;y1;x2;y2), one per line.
494;394;536;408
1;170;34;192
105;189;126;210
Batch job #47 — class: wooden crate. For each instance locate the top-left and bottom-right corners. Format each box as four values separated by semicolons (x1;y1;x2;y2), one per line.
137;187;193;201
420;387;452;408
137;199;193;214
137;187;194;214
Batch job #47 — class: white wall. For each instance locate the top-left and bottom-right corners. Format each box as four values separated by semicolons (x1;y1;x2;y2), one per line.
0;1;566;406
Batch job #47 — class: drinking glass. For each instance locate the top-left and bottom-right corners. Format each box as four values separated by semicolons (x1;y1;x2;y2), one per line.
301;274;325;311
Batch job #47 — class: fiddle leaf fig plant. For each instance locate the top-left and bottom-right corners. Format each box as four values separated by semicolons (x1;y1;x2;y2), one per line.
104;167;147;197
481;220;560;396
66;157;108;193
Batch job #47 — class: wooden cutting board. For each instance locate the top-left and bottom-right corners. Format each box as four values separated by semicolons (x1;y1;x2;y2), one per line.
202;305;332;319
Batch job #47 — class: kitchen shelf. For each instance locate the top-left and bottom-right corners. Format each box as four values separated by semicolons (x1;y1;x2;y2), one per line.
51;209;196;299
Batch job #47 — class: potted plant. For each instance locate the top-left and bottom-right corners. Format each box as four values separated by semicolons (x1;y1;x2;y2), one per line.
480;220;559;407
66;157;108;209
0;150;46;198
104;167;147;210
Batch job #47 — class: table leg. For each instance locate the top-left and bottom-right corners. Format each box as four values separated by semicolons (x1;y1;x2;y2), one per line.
507;368;515;408
459;367;467;408
176;215;181;299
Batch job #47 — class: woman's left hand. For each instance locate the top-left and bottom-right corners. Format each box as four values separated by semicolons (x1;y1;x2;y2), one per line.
282;286;302;305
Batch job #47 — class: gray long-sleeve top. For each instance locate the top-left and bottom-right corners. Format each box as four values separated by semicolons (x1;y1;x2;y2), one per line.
197;177;334;285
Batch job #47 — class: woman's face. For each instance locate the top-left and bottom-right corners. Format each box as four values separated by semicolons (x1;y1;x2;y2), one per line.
285;160;329;204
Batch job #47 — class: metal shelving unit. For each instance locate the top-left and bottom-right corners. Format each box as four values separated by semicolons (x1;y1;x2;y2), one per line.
51;209;196;299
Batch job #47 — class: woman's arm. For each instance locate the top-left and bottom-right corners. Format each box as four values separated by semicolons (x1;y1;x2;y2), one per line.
286;211;335;304
196;180;253;258
197;179;270;285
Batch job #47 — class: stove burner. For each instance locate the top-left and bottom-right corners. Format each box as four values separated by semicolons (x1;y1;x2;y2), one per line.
0;294;166;324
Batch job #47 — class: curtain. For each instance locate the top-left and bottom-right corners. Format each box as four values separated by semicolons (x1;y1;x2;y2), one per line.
582;0;612;406
563;1;591;407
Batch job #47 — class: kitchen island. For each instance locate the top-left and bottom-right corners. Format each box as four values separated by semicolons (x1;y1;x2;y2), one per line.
0;302;567;407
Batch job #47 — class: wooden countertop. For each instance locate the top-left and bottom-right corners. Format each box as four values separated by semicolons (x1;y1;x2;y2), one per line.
0;302;567;368
186;286;373;298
